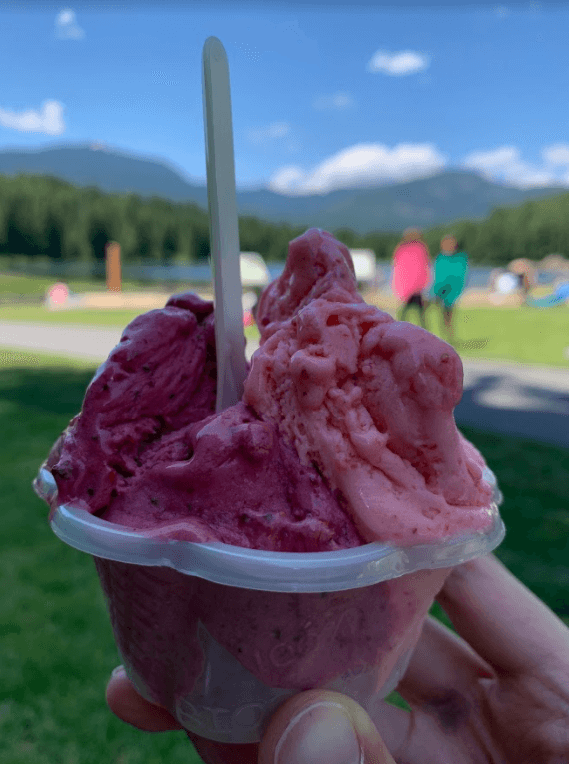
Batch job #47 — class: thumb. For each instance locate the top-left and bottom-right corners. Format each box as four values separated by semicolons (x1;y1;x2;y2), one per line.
258;689;397;764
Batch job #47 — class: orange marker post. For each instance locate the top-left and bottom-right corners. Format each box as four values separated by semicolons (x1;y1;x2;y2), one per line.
105;241;122;292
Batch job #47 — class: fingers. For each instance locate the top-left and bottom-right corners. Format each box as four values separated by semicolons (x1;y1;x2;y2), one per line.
436;553;569;677
258;689;400;764
397;615;495;708
107;667;260;763
107;668;405;764
105;666;182;732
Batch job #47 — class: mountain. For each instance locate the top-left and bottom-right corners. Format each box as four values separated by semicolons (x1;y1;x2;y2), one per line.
0;143;209;209
236;172;568;234
0;143;566;235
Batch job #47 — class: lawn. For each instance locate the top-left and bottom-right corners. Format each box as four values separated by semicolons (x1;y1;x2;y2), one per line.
0;304;148;327
0;304;259;340
0;271;176;297
1;349;568;763
1;298;567;367
373;299;569;368
428;303;569;367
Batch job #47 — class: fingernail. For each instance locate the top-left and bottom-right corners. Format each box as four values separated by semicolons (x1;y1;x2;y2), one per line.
111;665;125;678
275;702;362;764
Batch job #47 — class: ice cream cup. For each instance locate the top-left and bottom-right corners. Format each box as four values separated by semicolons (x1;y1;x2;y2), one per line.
34;465;505;744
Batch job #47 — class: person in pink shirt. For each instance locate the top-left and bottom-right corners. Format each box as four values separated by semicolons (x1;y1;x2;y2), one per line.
391;228;432;329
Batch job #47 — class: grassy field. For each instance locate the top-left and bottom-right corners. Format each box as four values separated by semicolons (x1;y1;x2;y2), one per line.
0;272;178;296
1;348;568;763
1;298;568;367
0;305;148;327
0;304;258;340
368;297;569;367
425;303;569;366
1;270;568;366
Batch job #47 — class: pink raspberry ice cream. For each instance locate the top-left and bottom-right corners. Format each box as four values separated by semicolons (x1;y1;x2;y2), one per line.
247;228;493;544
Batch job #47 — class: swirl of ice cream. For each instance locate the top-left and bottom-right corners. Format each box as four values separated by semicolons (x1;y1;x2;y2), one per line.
245;228;494;544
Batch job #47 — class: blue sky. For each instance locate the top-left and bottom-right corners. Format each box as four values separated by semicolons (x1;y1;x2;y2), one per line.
1;1;568;195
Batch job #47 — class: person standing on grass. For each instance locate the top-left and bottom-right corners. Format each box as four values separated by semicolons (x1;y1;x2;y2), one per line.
391;228;432;330
432;235;469;343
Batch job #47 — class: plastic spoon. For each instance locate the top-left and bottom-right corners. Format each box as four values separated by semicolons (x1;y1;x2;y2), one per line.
202;36;247;412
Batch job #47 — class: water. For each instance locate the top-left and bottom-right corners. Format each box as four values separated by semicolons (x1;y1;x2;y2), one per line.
373;265;557;290
4;260;559;290
119;263;557;290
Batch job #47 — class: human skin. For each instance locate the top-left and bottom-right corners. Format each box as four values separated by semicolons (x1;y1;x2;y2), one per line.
106;553;569;763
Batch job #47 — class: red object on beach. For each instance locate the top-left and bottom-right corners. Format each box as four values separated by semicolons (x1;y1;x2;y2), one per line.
47;283;69;305
392;242;431;302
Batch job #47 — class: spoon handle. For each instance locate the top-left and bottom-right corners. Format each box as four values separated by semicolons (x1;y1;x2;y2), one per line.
202;36;247;411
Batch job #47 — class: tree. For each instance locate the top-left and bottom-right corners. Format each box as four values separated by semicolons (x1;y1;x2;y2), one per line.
87;213;112;278
1;170;569;273
332;227;358;248
45;213;64;260
4;197;34;257
161;225;179;264
191;223;210;262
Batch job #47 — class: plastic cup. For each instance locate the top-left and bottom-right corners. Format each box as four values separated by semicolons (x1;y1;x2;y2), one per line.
34;465;504;744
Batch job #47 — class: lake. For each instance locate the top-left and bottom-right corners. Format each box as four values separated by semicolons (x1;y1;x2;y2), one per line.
5;260;560;290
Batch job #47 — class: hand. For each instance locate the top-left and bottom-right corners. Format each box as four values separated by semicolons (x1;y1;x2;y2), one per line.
106;554;569;763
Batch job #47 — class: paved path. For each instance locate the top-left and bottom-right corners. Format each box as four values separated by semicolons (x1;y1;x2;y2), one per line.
0;321;124;362
454;359;569;449
2;321;568;449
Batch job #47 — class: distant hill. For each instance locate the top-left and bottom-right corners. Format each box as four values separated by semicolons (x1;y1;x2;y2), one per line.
0;142;566;235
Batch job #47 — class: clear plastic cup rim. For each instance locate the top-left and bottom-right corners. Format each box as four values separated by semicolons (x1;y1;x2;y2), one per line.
35;466;505;593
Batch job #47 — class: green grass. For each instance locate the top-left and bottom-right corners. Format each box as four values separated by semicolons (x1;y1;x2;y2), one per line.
1;348;568;760
2;297;568;367
0;304;150;327
0;304;260;342
383;300;569;367
431;304;569;367
366;287;569;367
387;423;569;713
0;351;202;764
0;271;178;296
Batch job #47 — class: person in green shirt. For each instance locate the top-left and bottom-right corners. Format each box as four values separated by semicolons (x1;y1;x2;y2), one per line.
431;235;469;342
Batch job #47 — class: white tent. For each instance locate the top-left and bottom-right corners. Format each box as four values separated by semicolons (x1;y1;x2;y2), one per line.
240;252;270;287
349;249;376;283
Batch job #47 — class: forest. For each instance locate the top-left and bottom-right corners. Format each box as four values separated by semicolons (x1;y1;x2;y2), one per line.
0;172;568;269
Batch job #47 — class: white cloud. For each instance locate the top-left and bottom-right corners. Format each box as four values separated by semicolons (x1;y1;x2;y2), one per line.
269;166;306;192
0;100;65;135
313;92;354;110
463;146;518;172
268;142;446;195
461;145;561;188
247;122;291;144
269;141;569;196
56;8;85;40
367;50;429;76
542;144;569;167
